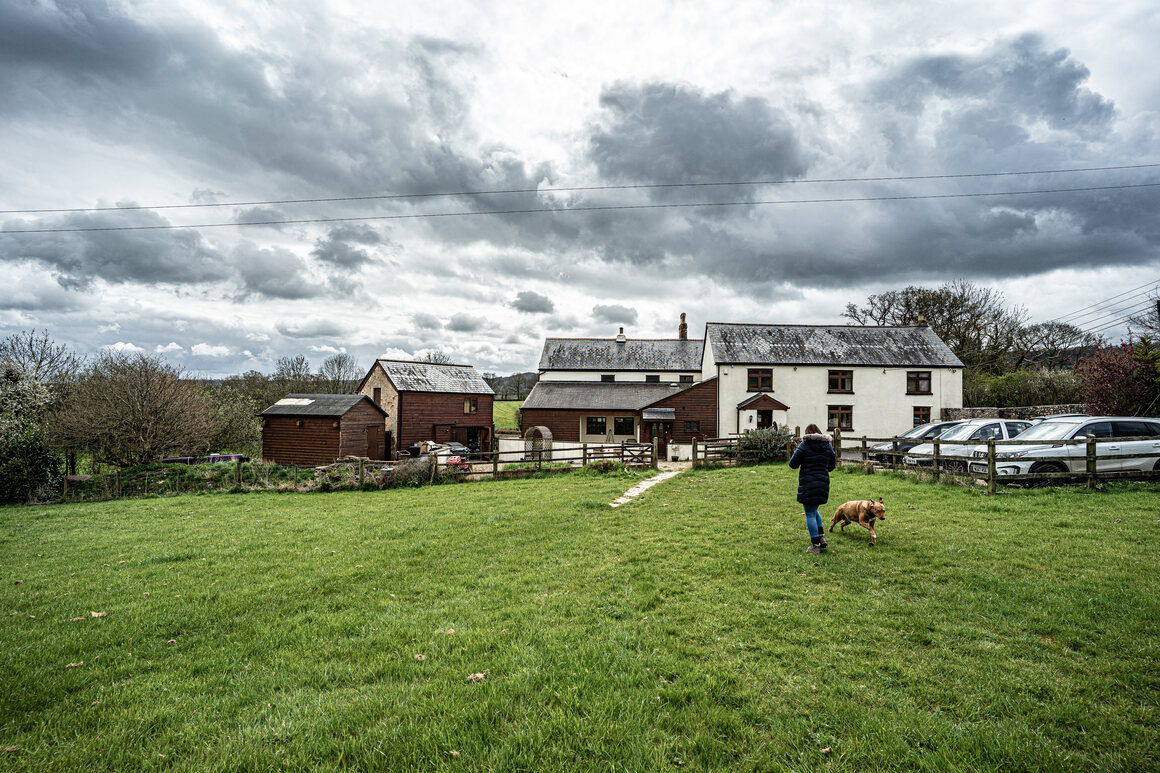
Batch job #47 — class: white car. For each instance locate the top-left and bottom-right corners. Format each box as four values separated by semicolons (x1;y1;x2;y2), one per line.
903;418;1033;472
967;416;1160;477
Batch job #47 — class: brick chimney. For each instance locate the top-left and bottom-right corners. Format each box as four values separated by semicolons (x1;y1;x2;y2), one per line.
616;327;626;344
916;314;928;327
679;312;688;340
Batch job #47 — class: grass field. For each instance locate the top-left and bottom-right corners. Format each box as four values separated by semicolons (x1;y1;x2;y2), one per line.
2;465;1158;771
492;400;522;430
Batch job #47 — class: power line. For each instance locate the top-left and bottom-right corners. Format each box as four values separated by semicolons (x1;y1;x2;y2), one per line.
4;181;1159;235
1052;277;1160;324
1053;285;1160;327
2;162;1159;215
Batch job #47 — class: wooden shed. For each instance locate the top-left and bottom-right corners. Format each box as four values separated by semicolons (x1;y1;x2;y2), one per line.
260;394;390;466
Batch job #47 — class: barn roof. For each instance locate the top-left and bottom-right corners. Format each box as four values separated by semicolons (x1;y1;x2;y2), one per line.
538;338;704;371
260;394;388;418
705;323;963;368
371;360;494;395
522;381;694;411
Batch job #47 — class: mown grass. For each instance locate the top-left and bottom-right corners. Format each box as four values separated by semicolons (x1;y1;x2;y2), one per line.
2;465;1158;771
492;400;522;430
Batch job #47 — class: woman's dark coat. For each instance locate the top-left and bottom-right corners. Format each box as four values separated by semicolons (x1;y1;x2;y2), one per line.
788;433;836;506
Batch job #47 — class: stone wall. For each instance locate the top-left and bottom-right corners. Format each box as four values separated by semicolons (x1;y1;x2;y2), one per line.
941;404;1089;421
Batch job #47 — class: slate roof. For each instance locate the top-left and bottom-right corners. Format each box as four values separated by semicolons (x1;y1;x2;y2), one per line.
705;323;963;368
260;394;387;418
374;360;494;395
522;381;693;411
538;338;704;371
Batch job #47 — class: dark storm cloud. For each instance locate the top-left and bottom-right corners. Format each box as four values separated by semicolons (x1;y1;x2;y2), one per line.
447;313;486;332
588;82;810;191
234;244;322;300
592;304;637;325
510;290;554;313
0;209;227;289
309;225;385;269
234;206;287;227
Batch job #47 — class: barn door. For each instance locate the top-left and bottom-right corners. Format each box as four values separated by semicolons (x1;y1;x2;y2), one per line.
366;425;383;460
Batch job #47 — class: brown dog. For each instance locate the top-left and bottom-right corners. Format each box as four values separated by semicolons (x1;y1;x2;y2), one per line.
830;498;886;544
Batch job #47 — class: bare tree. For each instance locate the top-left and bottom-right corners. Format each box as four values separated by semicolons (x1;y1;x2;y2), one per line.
0;329;83;383
419;351;453;364
844;279;1028;372
317;353;362;393
1014;321;1098;369
49;351;213;467
272;354;315;395
1127;293;1160;338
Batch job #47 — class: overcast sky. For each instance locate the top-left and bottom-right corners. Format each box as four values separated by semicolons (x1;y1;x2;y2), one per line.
2;0;1158;377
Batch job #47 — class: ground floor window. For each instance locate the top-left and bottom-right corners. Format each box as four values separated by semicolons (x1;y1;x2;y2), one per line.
613;417;635;436
827;405;853;431
684;420;700;432
585;416;606;435
913;406;931;425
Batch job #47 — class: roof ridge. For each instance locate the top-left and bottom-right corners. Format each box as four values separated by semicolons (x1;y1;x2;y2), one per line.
376;358;479;369
705;321;926;330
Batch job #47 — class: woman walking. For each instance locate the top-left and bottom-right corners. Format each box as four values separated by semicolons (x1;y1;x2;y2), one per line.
788;423;836;554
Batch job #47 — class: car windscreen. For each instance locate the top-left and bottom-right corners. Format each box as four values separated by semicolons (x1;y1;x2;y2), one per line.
1010;421;1081;442
938;423;979;441
899;423;934;439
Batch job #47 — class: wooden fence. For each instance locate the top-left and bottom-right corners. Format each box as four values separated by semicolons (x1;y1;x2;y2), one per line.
428;440;658;480
829;428;1160;492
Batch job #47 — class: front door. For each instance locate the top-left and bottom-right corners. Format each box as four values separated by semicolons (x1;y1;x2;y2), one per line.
366;425;384;460
757;410;773;429
647;422;670;457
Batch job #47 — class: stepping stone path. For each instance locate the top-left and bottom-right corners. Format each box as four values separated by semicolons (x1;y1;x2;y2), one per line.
609;470;683;507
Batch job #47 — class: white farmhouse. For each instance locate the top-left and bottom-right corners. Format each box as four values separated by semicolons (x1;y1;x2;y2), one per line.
702;321;964;439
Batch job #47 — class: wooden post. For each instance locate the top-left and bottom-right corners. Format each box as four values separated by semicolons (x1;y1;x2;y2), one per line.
833;428;842;462
986;437;996;494
358;459;364;486
235;459;242;486
582;443;588;466
691;438;698;469
430;455;438;484
891;438;899;471
61;475;67;504
492;450;499;478
932;437;941;483
537;449;543;471
115;471;121;499
1086;437;1097;490
860;436;868;464
294;466;299;486
652;437;659;469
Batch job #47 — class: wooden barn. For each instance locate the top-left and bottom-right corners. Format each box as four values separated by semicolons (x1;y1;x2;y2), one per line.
356;359;495;458
260;394;390;466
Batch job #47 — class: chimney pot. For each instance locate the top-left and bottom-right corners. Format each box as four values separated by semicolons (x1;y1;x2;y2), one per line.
616;327;626;344
679;312;688;341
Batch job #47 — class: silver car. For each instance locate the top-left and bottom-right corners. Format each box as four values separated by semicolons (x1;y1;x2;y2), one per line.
904;418;1033;472
967;416;1160;477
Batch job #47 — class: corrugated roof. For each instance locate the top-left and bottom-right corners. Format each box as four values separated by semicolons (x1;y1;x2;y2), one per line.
260;394;387;418
522;381;692;411
376;360;495;395
705;323;963;368
538;338;704;371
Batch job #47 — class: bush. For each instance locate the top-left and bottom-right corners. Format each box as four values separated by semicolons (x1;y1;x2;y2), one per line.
581;460;627;474
376;457;457;489
964;368;1080;408
0;426;61;504
737;427;793;464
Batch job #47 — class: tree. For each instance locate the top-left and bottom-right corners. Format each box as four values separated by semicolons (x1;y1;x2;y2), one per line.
419;351;453;364
272;355;315;395
1014;321;1098;369
1074;342;1155;416
0;329;83;384
207;384;261;455
1127;294;1160;338
317;353;362;394
843;279;1028;372
49;351;213;467
0;364;60;503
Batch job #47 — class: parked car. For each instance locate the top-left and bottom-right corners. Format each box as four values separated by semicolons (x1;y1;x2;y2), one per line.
904;418;1034;471
1029;413;1089;424
867;420;968;463
967;416;1160;478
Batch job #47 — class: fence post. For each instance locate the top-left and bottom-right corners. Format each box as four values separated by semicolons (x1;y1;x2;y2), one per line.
61;475;68;504
1086;437;1097;490
651;437;658;469
582;443;588;466
358;459;364;486
115;471;121;499
833;428;842;463
932;437;941;483
860;436;868;464
891;438;899;471
987;437;996;494
235;459;242;486
691;438;698;469
430;455;438;484
294;466;299;486
492;450;499;478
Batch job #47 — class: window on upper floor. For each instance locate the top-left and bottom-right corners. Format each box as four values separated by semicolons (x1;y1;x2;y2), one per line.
372;387;382;405
828;370;853;393
747;368;772;391
679;374;694;383
907;371;932;395
464;397;478;414
601;374;615;382
645;374;660;383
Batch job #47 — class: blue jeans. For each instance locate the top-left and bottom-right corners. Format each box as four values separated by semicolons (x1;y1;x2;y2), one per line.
804;506;824;539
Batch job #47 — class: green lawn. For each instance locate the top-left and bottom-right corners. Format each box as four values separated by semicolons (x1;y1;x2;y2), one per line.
2;465;1158;771
492;400;522;430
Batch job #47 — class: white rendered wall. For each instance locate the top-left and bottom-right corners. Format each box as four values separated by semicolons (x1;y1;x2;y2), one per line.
714;365;963;439
539;370;700;383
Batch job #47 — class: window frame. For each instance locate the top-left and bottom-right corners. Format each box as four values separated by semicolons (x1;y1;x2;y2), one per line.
645;374;660;383
613;417;635;436
747;368;772;391
585;416;607;436
600;374;615;383
684;420;700;433
827;405;853;431
906;371;932;395
827;369;853;394
913;406;931;425
463;397;478;415
679;374;694;384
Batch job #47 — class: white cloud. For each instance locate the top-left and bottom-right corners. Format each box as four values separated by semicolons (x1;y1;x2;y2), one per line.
309;344;347;354
102;341;145;353
98;323;120;333
155;342;184;353
191;343;230;357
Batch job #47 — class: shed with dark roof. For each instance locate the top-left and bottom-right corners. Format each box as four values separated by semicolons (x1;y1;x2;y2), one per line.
260;394;389;466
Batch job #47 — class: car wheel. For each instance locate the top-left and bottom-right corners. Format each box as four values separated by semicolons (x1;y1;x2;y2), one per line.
1153;458;1160;472
1029;461;1067;487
